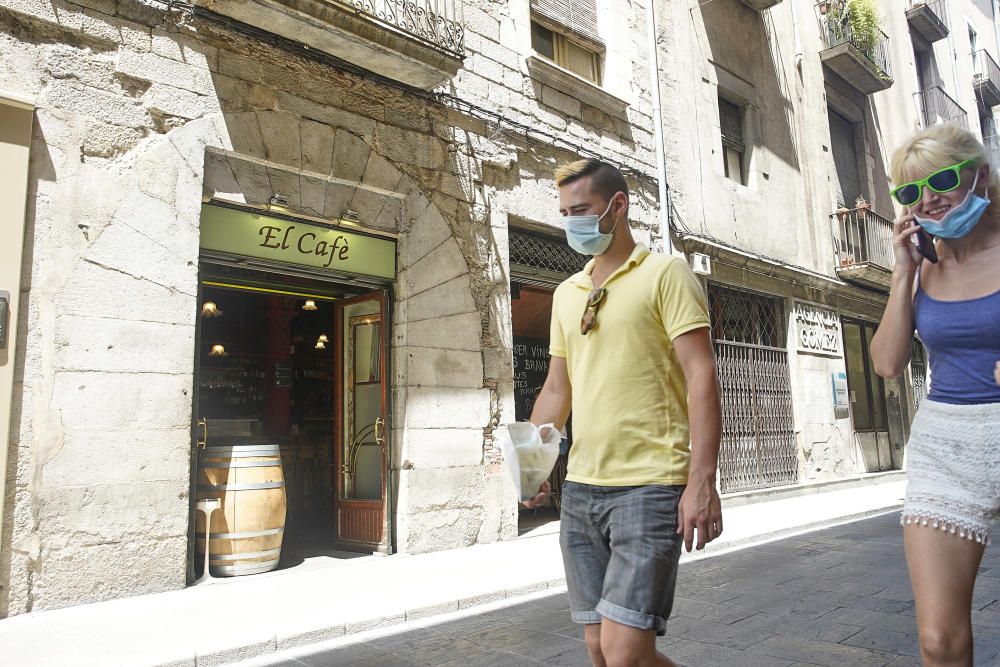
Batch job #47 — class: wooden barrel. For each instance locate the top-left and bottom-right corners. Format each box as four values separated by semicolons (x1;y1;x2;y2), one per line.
196;444;286;576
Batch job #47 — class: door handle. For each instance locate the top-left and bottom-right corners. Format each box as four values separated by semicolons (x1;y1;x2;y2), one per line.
374;417;385;446
197;418;208;449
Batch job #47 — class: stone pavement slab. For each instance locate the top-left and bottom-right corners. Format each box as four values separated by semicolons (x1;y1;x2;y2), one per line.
0;474;907;666
243;512;1000;667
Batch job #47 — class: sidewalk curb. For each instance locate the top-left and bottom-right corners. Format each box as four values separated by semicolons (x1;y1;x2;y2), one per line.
682;503;904;562
218;504;904;667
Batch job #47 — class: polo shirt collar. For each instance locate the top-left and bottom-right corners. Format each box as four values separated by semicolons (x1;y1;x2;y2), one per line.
571;243;651;289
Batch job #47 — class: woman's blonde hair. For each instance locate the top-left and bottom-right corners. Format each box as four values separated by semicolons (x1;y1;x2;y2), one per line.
890;124;1000;218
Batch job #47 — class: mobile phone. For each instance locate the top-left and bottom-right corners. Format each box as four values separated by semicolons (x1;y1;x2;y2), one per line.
915;227;938;264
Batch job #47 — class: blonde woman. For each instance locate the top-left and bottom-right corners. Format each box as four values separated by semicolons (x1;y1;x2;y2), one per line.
871;124;1000;666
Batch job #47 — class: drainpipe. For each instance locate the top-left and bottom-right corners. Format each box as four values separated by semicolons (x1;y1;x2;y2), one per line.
993;0;1000;64
645;0;672;254
792;0;803;71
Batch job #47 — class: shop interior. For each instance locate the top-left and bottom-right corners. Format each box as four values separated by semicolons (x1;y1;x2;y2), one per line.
510;280;569;533
194;263;379;573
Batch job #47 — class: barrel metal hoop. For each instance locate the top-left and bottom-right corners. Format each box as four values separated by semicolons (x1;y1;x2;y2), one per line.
210;559;280;576
202;445;281;457
196;527;284;540
208;548;282;561
197;482;285;491
199;461;282;469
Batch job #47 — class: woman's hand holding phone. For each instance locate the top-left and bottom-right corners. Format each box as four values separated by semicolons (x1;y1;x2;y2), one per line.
892;211;927;272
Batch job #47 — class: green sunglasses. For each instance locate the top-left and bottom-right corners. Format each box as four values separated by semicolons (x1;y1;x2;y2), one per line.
891;159;979;206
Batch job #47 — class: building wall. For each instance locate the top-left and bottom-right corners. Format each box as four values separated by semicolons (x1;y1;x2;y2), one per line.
658;0;999;484
0;0;659;614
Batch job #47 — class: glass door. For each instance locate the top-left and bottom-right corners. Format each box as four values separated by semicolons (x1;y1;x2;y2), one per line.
842;319;893;471
335;292;388;551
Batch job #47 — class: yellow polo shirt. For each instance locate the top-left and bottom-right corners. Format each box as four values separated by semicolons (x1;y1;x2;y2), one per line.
550;244;710;486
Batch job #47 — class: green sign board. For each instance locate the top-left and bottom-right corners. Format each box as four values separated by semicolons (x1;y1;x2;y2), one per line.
200;205;396;280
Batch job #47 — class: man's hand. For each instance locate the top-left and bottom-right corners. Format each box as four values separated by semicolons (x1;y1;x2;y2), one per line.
994;361;1000;385
677;474;723;552
521;480;551;509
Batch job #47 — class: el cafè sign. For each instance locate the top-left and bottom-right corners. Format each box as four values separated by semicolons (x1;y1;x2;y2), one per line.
793;300;842;357
200;204;396;280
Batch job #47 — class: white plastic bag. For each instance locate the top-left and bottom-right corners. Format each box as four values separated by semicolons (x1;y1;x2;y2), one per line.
501;422;561;502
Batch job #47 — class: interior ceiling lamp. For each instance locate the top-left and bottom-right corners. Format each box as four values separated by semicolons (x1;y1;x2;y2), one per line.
209;344;227;357
315;340;327;350
302;299;318;311
317;334;329;343
201;301;222;318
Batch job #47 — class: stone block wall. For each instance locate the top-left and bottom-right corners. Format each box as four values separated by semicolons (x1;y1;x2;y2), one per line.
0;0;660;614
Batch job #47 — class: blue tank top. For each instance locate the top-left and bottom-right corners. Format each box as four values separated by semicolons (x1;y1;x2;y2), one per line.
914;282;1000;405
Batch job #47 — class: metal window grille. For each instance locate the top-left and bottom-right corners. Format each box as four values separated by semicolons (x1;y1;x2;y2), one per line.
709;285;798;493
530;0;600;45
719;98;744;151
509;229;588;276
709;284;784;347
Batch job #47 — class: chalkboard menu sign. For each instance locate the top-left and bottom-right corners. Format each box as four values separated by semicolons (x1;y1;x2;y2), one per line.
513;336;550;421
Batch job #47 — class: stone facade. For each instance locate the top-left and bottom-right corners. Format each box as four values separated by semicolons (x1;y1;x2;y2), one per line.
656;0;999;483
0;0;659;614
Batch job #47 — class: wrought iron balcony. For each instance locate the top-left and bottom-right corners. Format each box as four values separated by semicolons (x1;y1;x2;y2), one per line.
915;86;968;128
906;0;949;46
831;205;894;289
973;49;1000;110
739;0;784;10
818;9;893;94
193;0;465;89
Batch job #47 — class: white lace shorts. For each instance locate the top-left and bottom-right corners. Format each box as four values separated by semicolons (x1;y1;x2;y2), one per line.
902;398;1000;545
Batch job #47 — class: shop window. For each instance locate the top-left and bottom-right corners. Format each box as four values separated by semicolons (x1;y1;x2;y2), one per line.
719;97;746;185
531;20;603;84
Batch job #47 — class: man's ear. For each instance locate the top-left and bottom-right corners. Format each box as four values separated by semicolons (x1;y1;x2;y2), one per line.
614;191;628;218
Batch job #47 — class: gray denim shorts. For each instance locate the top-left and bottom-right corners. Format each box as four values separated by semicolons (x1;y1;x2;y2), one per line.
559;481;685;636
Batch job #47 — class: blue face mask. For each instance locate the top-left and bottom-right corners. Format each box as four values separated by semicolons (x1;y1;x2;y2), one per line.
563;199;618;255
915;170;991;239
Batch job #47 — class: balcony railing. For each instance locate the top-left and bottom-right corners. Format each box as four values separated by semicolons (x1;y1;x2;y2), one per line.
916;86;968;128
344;0;465;55
825;23;892;80
906;0;949;45
832;205;895;277
973;49;1000;109
818;6;893;94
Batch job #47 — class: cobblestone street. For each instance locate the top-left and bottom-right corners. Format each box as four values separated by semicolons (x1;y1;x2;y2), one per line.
261;512;1000;666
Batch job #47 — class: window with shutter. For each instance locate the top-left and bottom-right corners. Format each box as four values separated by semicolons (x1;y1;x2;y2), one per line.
719;97;746;185
530;20;603;84
530;0;600;45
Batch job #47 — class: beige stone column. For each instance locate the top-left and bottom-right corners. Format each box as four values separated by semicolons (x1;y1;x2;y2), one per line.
0;90;34;542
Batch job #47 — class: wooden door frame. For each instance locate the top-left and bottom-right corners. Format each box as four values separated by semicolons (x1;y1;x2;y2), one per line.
841;317;888;434
333;290;391;553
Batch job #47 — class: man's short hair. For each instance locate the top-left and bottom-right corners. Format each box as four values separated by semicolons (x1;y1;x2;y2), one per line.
554;159;628;201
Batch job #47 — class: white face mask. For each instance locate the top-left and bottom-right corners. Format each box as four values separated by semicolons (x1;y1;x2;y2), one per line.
562;199;618;255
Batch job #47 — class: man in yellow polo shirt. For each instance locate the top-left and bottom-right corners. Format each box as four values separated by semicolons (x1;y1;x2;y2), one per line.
525;159;722;667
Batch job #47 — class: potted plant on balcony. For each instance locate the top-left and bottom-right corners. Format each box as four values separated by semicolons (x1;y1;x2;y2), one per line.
847;0;880;57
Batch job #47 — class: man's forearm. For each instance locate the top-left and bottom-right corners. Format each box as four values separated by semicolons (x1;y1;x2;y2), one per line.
529;387;571;431
687;373;721;481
